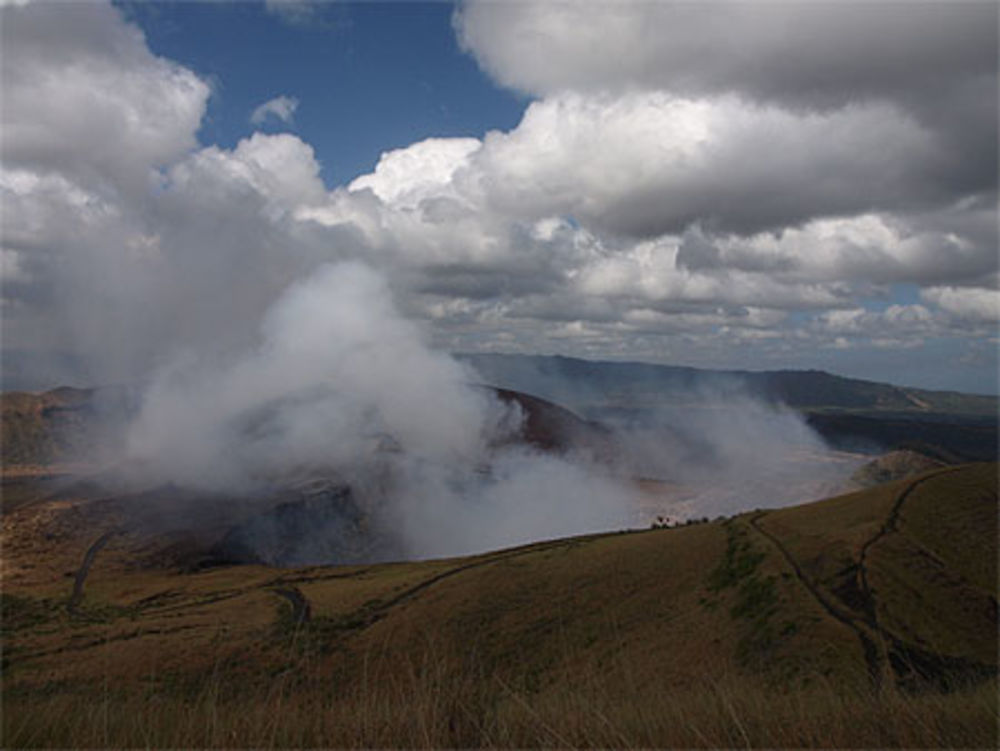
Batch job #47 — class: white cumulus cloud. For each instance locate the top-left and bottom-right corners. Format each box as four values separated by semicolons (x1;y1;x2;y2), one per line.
250;95;299;127
454;1;997;107
922;286;1000;324
1;0;209;191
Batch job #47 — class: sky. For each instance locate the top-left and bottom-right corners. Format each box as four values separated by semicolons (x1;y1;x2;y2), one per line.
1;0;998;394
117;0;526;188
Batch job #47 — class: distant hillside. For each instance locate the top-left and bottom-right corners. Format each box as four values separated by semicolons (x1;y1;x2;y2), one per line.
0;386;136;468
804;411;997;463
849;449;946;489
489;387;613;460
5;357;996;470
0;384;609;471
459;353;998;461
458;352;997;415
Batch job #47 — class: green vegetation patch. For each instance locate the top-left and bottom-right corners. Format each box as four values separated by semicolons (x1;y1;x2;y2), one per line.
706;522;765;592
704;521;789;670
731;575;778;621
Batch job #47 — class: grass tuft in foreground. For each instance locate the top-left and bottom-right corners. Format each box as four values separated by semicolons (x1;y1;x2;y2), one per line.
5;652;996;749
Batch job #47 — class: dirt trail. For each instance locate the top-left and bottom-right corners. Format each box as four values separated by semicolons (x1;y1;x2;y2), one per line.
376;536;589;614
751;469;997;691
263;536;594;639
852;467;997;616
852;467;997;688
855;467;962;631
67;528;119;614
747;512;884;689
320;536;593;635
273;586;311;625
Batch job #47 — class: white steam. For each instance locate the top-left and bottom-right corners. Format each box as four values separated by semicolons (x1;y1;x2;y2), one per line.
618;398;862;521
393;447;633;558
128;263;488;488
125;261;636;559
456;357;864;523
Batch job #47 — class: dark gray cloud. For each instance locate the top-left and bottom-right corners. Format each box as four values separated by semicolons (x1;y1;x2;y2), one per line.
455;2;996;107
463;88;988;239
456;1;997;235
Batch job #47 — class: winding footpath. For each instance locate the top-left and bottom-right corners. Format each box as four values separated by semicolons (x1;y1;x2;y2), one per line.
747;512;885;689
750;467;996;691
273;586;312;625
67;528;119;614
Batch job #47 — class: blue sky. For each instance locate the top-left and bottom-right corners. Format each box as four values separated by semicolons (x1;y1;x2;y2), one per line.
2;1;997;394
120;1;524;188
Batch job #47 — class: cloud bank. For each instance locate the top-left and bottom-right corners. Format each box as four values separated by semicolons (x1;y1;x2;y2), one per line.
1;0;996;397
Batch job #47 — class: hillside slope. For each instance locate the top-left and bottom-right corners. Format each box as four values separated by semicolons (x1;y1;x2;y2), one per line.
0;385;607;471
460;353;999;461
460;352;999;415
0;386;134;468
3;463;996;747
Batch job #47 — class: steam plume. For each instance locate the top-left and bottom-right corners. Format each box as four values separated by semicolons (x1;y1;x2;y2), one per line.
124;261;636;559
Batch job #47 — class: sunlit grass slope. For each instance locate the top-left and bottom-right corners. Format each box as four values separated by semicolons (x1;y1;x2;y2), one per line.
3;464;997;748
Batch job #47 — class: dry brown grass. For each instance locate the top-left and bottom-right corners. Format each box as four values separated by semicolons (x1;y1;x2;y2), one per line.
3;464;997;749
5;653;996;749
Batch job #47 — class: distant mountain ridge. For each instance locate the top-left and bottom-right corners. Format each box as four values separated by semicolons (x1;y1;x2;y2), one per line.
3;355;997;469
458;353;998;462
457;352;998;416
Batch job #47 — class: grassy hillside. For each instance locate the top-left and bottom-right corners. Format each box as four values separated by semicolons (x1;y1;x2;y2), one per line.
2;463;996;747
1;387;94;466
0;386;135;468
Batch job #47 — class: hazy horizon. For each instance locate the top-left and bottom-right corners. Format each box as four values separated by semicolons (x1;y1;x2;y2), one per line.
3;346;998;399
